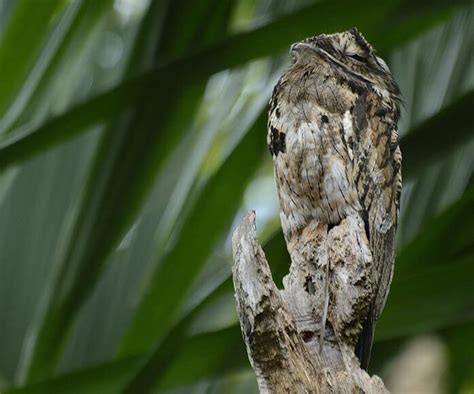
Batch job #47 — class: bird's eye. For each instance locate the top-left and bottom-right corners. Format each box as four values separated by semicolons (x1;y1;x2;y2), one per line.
347;53;365;62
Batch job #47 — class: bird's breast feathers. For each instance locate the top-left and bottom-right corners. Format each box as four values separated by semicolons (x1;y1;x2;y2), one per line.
269;98;362;239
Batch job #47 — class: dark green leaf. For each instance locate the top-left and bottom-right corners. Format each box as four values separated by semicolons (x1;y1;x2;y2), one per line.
3;326;247;394
0;87;119;168
0;0;69;120
5;0;114;133
378;254;474;340
122;279;234;393
401;90;474;180
263;229;289;289
396;183;474;274
4;357;143;394
157;326;247;392
444;320;474;393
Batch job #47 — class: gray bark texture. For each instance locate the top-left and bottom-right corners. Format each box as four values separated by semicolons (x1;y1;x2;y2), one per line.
232;211;389;393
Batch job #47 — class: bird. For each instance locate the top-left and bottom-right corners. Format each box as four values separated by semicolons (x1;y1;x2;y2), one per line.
267;28;402;371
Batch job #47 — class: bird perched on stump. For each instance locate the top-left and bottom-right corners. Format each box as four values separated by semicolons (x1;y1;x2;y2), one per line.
268;28;402;370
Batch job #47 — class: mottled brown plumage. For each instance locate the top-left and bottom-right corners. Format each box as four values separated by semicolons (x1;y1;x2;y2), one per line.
268;28;401;370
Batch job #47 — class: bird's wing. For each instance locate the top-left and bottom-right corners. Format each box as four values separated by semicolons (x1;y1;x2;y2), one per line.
352;91;401;317
353;91;402;368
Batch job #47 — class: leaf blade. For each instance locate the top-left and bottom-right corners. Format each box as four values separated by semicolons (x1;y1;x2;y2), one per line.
401;90;474;180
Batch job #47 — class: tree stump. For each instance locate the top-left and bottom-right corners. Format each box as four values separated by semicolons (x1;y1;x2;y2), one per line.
232;211;388;393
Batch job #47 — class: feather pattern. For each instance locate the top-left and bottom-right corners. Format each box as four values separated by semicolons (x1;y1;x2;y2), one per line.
268;28;401;370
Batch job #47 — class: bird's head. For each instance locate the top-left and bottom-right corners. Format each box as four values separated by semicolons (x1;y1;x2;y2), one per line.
290;28;400;101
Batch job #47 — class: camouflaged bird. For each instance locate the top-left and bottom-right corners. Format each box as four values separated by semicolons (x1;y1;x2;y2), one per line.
268;28;402;370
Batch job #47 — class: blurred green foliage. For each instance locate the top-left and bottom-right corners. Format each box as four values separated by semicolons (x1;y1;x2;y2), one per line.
0;0;473;393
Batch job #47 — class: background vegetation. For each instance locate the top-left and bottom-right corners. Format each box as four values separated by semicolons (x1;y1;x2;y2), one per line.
0;0;473;392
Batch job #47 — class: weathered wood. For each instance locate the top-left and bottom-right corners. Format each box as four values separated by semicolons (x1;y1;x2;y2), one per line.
232;211;388;393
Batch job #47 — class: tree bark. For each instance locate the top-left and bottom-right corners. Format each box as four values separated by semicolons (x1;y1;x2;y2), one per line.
232;211;388;393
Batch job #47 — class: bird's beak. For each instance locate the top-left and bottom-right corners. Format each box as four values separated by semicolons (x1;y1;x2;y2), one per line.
289;42;315;55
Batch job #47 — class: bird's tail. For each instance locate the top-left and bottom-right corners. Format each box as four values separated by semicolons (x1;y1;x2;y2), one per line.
355;304;375;371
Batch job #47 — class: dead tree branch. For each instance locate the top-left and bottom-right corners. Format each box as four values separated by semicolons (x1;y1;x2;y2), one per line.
232;211;388;393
